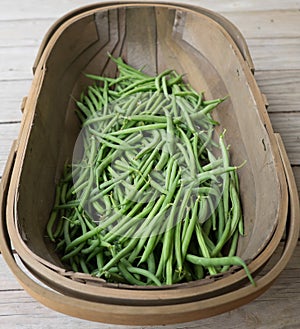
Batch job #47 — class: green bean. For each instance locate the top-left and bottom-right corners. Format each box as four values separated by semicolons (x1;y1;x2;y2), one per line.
147;252;156;276
127;195;166;262
123;260;162;286
195;223;217;275
104;193;157;242
61;242;85;261
47;184;62;242
65;226;102;252
85;73;115;83
165;156;175;190
117;261;146;286
219;130;230;223
71;258;79;272
139;234;159;264
202;158;223;171
109;123;167;136
48;55;247;287
102;80;109;114
192;133;204;173
166;241;174;285
181;197;200;259
53;212;64;239
89;128;135;150
164;109;176;155
155;148;169;171
81;239;99;254
63;217;72;247
211;213;232;257
79;257;90;274
229;180;242;237
76;101;92;118
178;127;197;177
162;184;183;264
86;246;102;263
186;254;255;286
118;77;155;94
100;237;139;273
176;98;196;132
221;229;239;273
87;86;102;111
155;69;173;92
149;97;172;116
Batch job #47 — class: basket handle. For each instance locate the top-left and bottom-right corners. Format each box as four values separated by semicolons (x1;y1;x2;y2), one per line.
32;1;254;73
0;134;298;325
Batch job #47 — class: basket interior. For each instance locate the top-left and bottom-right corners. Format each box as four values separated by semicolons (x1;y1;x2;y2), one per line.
16;5;282;270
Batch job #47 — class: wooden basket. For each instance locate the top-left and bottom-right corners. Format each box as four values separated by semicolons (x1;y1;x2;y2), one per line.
1;2;298;325
1;135;298;326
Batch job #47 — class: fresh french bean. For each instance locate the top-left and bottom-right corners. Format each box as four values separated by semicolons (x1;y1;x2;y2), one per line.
46;55;251;287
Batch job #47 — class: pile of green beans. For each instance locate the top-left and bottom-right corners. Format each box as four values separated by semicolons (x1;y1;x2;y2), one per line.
46;55;255;286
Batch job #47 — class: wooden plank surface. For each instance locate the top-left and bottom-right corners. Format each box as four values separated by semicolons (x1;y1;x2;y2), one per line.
255;70;300;113
0;0;299;328
269;112;300;165
1;0;300;20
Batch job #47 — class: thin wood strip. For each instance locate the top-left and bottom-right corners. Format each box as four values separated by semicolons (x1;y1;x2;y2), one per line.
293;166;300;198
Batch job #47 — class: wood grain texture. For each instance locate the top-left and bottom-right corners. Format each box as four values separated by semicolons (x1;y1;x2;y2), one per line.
247;38;300;71
269;112;300;165
0;123;20;176
0;80;30;122
0;19;53;48
223;10;300;39
1;0;300;20
0;47;38;80
255;70;300;113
